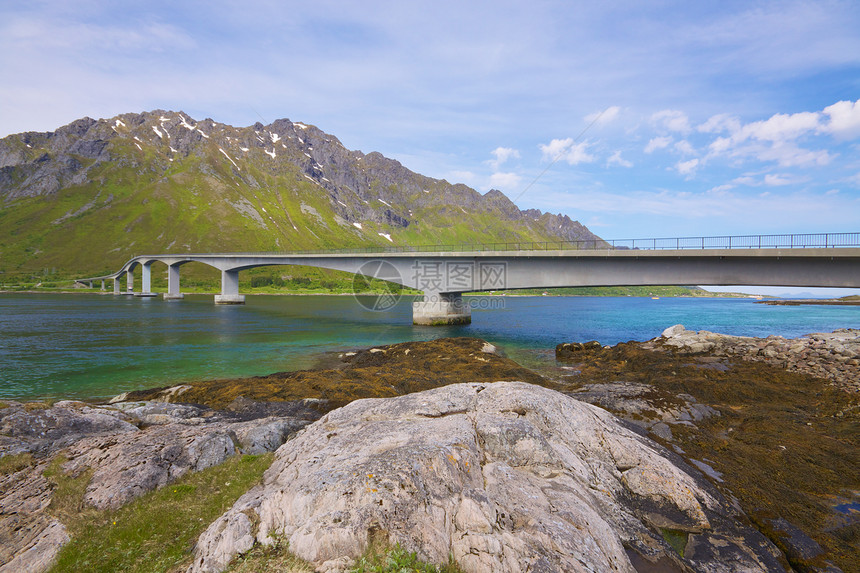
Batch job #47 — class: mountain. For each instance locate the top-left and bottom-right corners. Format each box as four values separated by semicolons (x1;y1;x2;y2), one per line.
0;111;602;279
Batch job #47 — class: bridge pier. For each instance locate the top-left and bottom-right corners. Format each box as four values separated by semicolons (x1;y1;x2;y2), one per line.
412;293;471;325
163;264;184;300
215;269;245;305
135;262;158;298
113;277;121;295
101;279;105;291
124;269;135;295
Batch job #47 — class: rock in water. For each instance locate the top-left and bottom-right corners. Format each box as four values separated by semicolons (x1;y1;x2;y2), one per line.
189;382;786;573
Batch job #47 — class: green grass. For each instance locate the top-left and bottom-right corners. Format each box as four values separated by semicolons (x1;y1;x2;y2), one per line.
222;531;463;573
48;453;274;573
349;542;463;573
43;455;96;527
660;528;688;558
224;536;315;573
0;452;36;474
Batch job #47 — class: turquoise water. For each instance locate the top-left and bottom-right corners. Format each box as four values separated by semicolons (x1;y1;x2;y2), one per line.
1;293;858;401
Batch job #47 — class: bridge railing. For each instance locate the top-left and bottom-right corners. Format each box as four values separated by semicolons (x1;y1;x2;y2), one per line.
128;232;860;259
605;232;860;251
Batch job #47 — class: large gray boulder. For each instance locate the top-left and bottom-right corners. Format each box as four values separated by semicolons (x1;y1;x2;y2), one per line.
63;424;240;510
0;400;138;457
189;382;786;573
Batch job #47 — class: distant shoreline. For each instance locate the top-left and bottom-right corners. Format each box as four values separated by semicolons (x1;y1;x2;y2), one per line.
756;298;860;306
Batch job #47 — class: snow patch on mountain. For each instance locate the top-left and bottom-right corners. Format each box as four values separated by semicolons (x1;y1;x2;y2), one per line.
218;148;240;170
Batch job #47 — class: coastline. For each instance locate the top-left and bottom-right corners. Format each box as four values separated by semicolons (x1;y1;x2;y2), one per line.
756;298;860;306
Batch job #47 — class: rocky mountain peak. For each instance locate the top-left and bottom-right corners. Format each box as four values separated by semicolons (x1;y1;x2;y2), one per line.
0;110;604;275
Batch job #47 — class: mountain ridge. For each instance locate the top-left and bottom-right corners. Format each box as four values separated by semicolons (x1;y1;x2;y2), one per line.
0;110;602;278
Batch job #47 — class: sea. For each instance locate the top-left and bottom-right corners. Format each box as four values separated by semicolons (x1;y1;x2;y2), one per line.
1;292;858;401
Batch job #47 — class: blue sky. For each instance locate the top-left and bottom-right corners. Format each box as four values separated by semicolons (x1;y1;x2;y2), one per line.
1;0;859;245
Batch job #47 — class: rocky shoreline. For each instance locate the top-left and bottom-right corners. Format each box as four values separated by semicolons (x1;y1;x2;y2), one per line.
556;327;859;573
1;332;858;572
657;325;860;392
756;298;860;307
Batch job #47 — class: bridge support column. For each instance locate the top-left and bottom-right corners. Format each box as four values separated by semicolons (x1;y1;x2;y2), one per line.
163;264;184;300
215;269;245;305
100;279;105;291
113;278;121;295
124;269;135;295
135;262;158;298
412;293;471;326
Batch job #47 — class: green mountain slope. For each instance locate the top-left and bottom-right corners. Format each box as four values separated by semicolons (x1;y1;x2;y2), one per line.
0;111;602;280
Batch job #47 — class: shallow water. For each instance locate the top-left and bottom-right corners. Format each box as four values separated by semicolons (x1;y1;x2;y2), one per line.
1;293;857;401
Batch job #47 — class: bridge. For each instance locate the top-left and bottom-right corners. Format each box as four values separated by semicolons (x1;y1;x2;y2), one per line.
78;232;860;325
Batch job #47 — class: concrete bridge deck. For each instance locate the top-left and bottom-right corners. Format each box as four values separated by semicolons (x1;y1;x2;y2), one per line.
78;233;860;325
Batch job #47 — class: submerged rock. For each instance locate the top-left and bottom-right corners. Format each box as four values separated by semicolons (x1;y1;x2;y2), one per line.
570;382;720;441
189;382;786;573
125;337;548;411
555;340;603;360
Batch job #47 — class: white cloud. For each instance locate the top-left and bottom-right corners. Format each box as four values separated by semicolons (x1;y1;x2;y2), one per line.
704;108;834;167
821;99;860;140
763;173;792;186
2;15;197;54
487;146;520;170
644;136;672;153
539;138;595;165
732;176;756;186
698;114;741;134
674;140;696;156
708;137;732;155
488;171;522;190
607;150;632;168
585;105;620;125
708;184;735;193
736;111;820;143
651;110;691;134
675;158;699;177
729;173;801;187
753;142;832;167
